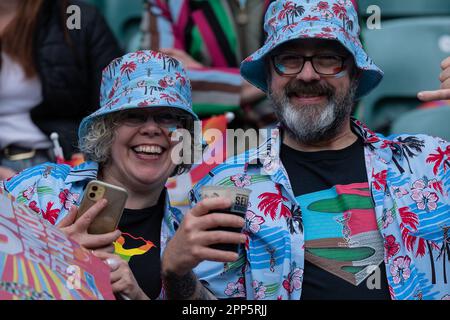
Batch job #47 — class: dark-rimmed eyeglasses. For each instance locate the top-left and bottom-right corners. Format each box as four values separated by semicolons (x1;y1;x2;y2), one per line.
271;53;348;76
116;110;187;128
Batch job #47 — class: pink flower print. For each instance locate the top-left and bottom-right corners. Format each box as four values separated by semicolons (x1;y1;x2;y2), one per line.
390;256;411;285
245;210;265;234
252;281;267;300
412;190;439;212
282;267;303;293
321;10;334;20
59;189;80;210
381;208;394;229
224;278;245;298
392;186;408;199
411;179;439;212
159;76;174;88
317;1;330;10
230;174;251;188
22;184;37;200
412;179;426;190
384;235;400;263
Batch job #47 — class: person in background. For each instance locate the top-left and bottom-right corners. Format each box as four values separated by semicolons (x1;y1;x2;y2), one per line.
140;0;276;128
418;56;450;102
0;0;121;178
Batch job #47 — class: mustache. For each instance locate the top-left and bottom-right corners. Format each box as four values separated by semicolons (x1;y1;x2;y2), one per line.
285;81;335;98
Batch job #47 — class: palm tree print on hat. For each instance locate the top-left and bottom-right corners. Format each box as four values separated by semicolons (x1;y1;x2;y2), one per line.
278;1;305;26
120;61;137;81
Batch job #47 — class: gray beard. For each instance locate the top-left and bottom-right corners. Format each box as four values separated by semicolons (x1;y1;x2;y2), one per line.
269;82;357;145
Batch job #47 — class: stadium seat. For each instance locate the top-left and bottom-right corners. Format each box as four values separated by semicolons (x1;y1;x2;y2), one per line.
358;0;450;18
99;0;144;49
82;0;104;11
355;17;450;133
390;106;450;141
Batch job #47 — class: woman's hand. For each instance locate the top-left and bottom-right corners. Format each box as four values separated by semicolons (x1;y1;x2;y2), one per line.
94;251;149;300
418;56;450;101
58;199;121;254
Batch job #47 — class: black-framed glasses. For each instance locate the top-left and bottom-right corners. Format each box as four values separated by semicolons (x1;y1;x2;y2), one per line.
116;109;187;128
271;53;348;76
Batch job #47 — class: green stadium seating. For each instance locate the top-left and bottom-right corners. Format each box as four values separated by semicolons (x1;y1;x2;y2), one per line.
83;0;144;49
358;0;450;18
355;17;450;133
390;107;450;141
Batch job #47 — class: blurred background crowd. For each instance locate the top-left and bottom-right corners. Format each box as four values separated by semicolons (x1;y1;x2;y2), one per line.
0;0;449;181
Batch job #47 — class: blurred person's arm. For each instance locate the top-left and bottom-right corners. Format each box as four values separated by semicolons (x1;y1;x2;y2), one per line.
141;0;244;114
0;166;16;180
418;57;450;101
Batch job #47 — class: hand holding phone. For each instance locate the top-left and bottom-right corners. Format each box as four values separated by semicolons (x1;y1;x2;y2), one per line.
77;180;128;234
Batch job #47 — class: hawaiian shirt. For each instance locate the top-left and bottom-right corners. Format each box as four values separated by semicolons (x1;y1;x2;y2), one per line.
190;119;450;300
0;161;183;269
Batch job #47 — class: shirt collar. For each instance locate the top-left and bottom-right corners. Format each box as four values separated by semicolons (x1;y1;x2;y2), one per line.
64;161;99;184
247;118;395;174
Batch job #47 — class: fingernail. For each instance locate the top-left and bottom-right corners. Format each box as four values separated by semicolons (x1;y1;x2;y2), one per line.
106;258;119;269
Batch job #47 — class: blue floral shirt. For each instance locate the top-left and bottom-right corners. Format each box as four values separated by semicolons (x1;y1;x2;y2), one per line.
190;119;450;300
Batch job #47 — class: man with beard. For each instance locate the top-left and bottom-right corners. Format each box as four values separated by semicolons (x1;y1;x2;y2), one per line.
160;0;450;300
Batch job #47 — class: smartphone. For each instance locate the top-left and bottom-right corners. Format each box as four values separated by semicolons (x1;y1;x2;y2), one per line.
77;180;128;234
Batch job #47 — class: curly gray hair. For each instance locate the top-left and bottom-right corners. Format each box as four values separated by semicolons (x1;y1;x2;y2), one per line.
78;111;198;177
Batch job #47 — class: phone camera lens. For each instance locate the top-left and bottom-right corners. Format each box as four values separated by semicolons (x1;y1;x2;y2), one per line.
92;186;98;191
89;193;96;198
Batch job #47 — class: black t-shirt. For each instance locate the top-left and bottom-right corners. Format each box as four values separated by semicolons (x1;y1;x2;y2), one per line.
115;191;165;300
280;137;391;300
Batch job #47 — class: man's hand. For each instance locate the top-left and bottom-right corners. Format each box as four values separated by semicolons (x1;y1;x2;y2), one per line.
58;199;121;254
94;251;149;300
160;48;204;69
418;56;450;101
161;197;246;300
162;197;246;277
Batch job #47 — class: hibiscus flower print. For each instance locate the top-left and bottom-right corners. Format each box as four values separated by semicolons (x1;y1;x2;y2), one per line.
22;184;37;200
245;210;265;234
29;201;40;214
390;256;411;285
252;281;267;300
384;235;400;263
411;179;439;212
230;174;251;188
391;186;408;199
224;278;245;298
381;208;394;229
59;189;80;210
282;267;303;293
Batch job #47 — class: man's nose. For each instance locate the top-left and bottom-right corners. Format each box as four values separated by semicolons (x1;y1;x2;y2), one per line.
295;61;321;82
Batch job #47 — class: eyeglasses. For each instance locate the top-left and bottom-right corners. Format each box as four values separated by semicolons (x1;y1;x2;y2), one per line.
116;110;187;128
271;53;348;76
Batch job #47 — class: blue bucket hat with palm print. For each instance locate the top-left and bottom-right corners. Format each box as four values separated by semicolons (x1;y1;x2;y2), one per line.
78;50;199;143
240;0;383;99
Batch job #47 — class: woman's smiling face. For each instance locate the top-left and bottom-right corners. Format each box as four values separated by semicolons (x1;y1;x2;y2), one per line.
102;108;185;192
